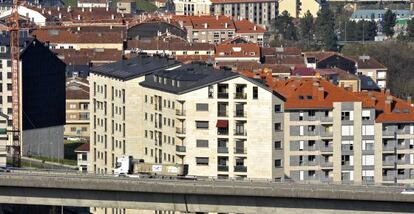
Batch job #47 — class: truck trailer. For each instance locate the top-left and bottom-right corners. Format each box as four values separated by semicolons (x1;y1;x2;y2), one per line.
114;156;189;178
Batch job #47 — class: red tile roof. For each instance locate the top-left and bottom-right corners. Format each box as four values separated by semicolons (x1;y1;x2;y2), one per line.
348;56;387;69
292;67;315;76
270;78;372;110
75;143;90;152
127;38;214;51
215;43;260;58
66;85;89;100
234;19;266;33
32;29;124;44
54;48;123;65
356;91;414;123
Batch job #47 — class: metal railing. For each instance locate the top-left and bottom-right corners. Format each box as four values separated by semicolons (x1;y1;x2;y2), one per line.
217;147;229;154
176;127;186;135
176;109;186;116
234;165;247;172
234;147;247;154
217;92;229;99
234;110;246;117
176;145;186;153
217;165;229;172
234;92;247;99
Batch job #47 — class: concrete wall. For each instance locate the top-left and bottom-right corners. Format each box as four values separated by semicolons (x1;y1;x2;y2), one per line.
22;125;64;159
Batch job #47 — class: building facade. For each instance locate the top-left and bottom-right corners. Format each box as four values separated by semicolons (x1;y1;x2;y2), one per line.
65;77;90;139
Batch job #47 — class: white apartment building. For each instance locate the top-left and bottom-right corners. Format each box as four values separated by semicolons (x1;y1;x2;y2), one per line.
173;0;212;15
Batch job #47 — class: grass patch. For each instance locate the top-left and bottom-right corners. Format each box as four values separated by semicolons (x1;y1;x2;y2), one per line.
136;0;157;12
29;155;77;166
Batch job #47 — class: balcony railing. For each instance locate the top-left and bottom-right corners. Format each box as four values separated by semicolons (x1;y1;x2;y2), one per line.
176;127;186;135
217;165;229;172
217;147;229;153
176;109;186;116
234;129;247;136
320;117;333;123
234;92;247;99
234;147;247;154
234;110;246;117
320;161;333;167
320;145;333;152
217;129;229;135
382;161;395;166
217;110;228;117
234;165;247;172
217;92;229;99
176;145;186;153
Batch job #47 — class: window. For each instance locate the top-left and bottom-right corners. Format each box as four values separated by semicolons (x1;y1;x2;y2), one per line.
253;87;258;99
274;159;282;167
196;157;209;165
362;155;374;166
362;110;371;120
196;103;209;111
341;125;354;136
274;104;281;113
363;140;374;151
196;121;209;129
7;83;11;91
341;111;353;121
274;123;282;131
7;72;11;79
362;125;375;136
196;139;209;147
274;141;281;149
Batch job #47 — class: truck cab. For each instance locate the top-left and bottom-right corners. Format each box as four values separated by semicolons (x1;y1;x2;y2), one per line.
114;156;131;176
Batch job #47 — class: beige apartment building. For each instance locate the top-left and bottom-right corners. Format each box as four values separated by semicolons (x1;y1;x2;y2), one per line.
65;77;90;139
279;0;324;18
174;15;266;45
174;0;212;15
139;64;284;179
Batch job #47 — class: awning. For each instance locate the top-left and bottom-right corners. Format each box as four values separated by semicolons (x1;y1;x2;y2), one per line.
216;120;229;128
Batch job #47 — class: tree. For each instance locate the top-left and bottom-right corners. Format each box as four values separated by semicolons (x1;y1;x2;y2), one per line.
299;10;314;46
383;9;396;37
315;7;337;50
407;18;414;39
272;10;298;41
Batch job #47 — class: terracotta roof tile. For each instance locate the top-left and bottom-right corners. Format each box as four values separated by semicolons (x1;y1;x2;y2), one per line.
234;19;266;33
32;29;124;43
75;143;90;152
215;43;260;58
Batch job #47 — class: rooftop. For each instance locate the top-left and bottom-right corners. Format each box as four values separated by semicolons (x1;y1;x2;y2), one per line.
91;54;180;80
140;63;245;94
215;43;260;58
32;29;124;44
74;143;90;152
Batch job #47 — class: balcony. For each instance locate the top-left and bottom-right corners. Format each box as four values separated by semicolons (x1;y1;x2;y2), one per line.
382;144;396;151
234;129;247;136
320;161;333;168
320;117;333;123
217;165;229;172
320;145;333;153
234;92;247;99
176;127;186;137
234;147;247;154
217;110;228;117
234;110;246;118
217;92;229;99
176;109;186;117
217;128;229;136
176;145;186;155
217;147;229;154
320;131;333;138
382;130;396;138
382;161;395;166
234;165;247;172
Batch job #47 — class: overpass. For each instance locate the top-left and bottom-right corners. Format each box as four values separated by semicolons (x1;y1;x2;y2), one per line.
0;172;414;213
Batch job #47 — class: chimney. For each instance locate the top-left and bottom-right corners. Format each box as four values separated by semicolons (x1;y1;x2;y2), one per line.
216;15;218;20
58;13;62;19
77;26;80;31
385;98;392;114
82;7;85;12
111;14;115;19
254;25;257;31
407;96;412;104
318;87;324;101
78;14;81;20
48;10;51;15
225;22;228;28
106;6;109;11
57;6;60;11
204;23;207;28
312;81;319;95
67;6;70;13
89;7;92;12
386;89;390;95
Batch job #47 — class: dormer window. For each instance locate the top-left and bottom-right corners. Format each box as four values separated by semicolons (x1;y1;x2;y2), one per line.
177;81;180;87
158;77;162;83
172;80;175;86
299;96;304;100
153;75;157;82
163;78;167;85
403;109;409;114
307;96;313;100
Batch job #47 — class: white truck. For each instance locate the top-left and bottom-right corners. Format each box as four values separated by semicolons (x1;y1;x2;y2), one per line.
114;156;189;178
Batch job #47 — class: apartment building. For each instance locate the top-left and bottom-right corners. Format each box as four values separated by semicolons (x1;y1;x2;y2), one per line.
210;0;278;27
78;0;109;8
0;36;66;159
350;56;387;89
139;64;284;179
279;0;325;18
214;43;261;63
174;15;266;45
271;77;414;184
0;112;8;168
173;0;212;15
75;143;90;172
65;77;90;139
89;55;180;174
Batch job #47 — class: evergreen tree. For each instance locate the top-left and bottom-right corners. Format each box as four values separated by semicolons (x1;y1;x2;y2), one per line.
315;7;337;50
272;11;298;41
407;18;414;39
299;10;314;45
383;9;396;37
